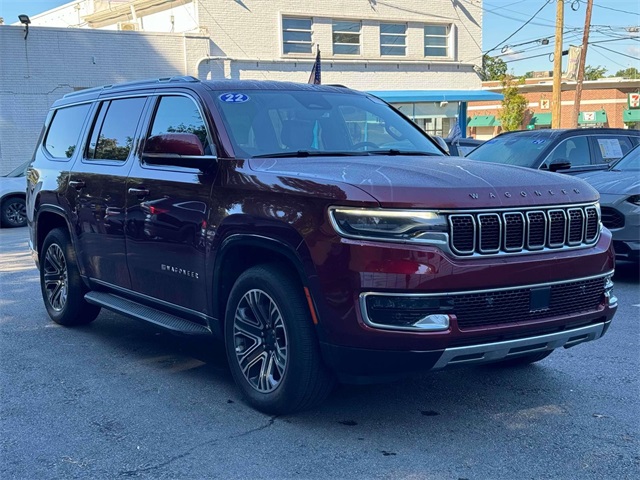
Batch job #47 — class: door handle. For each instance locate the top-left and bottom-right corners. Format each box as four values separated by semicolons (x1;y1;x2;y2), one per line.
69;180;85;190
128;188;150;197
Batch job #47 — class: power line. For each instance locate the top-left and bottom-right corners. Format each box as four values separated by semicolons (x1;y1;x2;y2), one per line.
591;43;640;62
484;0;553;54
586;0;640;16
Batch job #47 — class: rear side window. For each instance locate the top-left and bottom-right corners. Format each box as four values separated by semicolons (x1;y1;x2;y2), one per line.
44;104;91;159
591;136;635;164
86;97;146;161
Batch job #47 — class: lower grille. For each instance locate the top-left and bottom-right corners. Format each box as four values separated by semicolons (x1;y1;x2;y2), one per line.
454;277;606;329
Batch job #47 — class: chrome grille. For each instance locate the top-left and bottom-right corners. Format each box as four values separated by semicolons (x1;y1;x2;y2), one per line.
448;204;600;256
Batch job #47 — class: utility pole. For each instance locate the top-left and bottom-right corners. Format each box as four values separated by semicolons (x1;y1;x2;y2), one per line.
571;0;593;128
552;0;565;129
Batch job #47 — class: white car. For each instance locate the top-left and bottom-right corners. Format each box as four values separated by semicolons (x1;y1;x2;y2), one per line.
1;162;28;228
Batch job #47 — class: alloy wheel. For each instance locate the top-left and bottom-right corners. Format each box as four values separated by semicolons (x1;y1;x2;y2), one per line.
43;244;69;312
5;201;26;226
233;289;288;393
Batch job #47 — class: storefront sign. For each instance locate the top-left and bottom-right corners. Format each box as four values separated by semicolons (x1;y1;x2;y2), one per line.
629;93;640;109
582;112;596;122
540;99;550;110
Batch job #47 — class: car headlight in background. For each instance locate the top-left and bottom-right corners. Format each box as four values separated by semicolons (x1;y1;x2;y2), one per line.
329;207;447;244
626;195;640;206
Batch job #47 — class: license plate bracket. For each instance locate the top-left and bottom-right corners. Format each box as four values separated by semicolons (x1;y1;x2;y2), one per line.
530;286;551;312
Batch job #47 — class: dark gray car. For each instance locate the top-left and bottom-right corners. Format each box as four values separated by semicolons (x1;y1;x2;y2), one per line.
574;145;640;262
467;128;639;174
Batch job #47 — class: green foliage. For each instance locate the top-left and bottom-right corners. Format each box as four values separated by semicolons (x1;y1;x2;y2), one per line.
614;67;639;79
584;65;607;81
480;55;507;81
499;75;528;132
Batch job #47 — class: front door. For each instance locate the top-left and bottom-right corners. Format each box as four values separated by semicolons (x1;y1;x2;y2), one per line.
125;93;216;315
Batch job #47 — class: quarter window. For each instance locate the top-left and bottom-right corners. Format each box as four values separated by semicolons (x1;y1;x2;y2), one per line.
87;98;146;161
380;23;406;56
424;24;450;57
147;96;211;155
282;17;312;54
44;104;91;159
333;21;361;55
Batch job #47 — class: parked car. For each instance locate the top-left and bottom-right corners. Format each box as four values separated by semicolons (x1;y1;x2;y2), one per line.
574;145;640;262
27;78;617;413
1;161;29;227
466;128;640;174
443;137;484;157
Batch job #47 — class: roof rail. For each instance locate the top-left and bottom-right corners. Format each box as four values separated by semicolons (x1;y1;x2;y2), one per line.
63;76;200;98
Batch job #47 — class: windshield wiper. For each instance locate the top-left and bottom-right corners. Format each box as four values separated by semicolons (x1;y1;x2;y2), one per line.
253;151;365;158
362;149;441;156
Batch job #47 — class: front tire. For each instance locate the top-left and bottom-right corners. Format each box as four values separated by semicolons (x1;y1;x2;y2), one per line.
224;264;334;414
40;228;101;326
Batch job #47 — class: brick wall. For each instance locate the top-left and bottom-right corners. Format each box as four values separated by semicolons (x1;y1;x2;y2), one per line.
468;85;638;134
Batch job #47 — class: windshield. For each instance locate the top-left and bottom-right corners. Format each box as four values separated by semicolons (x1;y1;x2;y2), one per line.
211;89;443;158
466;131;558;167
4;161;29;178
612;144;640;170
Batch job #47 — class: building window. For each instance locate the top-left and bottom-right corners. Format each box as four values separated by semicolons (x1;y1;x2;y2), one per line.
380;23;406;56
333;21;361;55
282;17;313;54
424;24;450;57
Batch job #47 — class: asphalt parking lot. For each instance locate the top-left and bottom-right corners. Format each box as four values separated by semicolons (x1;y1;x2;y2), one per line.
1;226;638;479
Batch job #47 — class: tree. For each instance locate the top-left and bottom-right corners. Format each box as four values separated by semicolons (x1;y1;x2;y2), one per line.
479;55;507;81
614;67;639;79
584;65;607;81
499;75;528;132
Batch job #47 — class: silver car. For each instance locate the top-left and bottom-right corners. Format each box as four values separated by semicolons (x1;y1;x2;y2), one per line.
575;145;640;262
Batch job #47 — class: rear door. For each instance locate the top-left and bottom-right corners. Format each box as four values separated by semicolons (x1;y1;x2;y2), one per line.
68;95;149;289
125;91;217;315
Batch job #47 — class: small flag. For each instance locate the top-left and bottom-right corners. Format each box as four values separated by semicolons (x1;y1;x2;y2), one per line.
308;48;321;85
447;118;462;141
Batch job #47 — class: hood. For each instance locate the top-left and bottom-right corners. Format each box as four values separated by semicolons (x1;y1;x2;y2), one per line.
0;176;27;198
573;169;640;196
249;156;599;209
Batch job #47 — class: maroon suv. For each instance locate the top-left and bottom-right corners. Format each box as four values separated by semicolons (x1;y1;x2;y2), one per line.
27;78;617;413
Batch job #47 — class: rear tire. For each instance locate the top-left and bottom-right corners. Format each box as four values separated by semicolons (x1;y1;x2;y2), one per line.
491;350;553;367
224;264;335;414
40;228;101;326
1;196;27;228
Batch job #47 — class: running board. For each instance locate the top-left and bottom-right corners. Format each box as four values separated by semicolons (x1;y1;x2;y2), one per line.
85;291;211;335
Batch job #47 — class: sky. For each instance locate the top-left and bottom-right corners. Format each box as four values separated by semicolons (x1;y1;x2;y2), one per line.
1;0;639;76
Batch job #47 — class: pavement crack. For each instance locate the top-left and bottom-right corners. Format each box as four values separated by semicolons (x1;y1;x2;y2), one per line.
118;416;278;477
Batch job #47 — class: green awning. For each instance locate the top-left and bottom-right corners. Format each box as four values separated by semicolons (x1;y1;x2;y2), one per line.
578;110;607;125
468;115;498;127
623;109;640;122
529;113;552;126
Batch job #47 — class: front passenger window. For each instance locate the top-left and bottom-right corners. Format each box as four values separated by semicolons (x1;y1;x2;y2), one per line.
147;96;212;155
544;137;590;167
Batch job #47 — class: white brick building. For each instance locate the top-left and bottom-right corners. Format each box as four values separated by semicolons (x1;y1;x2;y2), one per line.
1;0;485;172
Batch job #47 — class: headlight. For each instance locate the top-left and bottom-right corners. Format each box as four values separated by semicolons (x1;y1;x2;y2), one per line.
627;195;640;206
329;207;448;244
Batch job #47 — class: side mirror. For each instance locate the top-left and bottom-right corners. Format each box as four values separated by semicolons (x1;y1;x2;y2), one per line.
142;133;216;170
547;159;572;172
432;136;450;154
